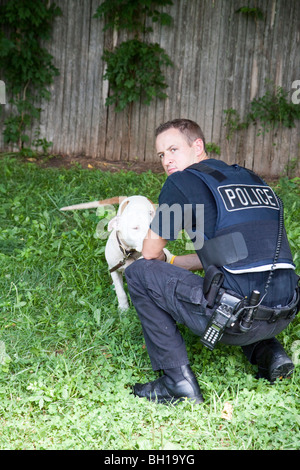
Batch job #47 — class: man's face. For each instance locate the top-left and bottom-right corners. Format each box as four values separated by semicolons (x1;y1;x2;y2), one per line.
156;128;204;176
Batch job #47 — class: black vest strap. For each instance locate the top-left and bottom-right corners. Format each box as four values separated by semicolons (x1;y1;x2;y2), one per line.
188;162;226;182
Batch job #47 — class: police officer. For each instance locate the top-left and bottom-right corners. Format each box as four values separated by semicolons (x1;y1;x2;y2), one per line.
125;119;299;404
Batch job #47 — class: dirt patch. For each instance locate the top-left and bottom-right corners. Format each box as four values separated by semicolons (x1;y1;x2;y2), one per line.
6;153;281;183
29;154;165;174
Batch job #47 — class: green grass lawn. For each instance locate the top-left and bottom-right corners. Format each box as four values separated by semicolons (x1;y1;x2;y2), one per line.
0;153;299;450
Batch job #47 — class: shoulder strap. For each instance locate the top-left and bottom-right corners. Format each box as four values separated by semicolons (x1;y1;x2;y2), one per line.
188;162;226;182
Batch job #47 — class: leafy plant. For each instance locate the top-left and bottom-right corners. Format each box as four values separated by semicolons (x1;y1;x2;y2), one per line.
206;142;221;155
103;39;173;111
95;0;173;112
0;0;61;150
248;84;300;133
224;82;300;139
223;108;249;141
235;6;264;21
273;177;300;270
94;0;173;33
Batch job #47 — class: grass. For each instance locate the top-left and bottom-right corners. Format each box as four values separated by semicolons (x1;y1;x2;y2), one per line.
0;153;299;450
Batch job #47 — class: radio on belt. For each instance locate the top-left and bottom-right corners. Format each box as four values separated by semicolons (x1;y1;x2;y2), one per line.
201;291;241;350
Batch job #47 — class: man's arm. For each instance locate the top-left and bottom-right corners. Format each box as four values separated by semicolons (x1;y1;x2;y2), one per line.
142;228;167;261
142;228;203;271
172;253;203;271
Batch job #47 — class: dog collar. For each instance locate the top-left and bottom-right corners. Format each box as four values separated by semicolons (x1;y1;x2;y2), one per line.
109;232;137;273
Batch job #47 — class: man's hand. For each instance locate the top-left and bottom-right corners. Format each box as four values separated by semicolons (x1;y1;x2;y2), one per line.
142;228;167;261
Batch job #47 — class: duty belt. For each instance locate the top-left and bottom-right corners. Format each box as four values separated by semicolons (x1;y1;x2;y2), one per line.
201;268;299;350
253;288;300;323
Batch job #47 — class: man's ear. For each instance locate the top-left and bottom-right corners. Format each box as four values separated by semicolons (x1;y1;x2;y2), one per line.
193;138;205;157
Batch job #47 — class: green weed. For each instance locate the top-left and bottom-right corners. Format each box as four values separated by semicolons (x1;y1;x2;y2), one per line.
0;154;299;450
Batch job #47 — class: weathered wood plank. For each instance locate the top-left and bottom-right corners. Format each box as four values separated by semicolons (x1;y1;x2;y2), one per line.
0;0;298;177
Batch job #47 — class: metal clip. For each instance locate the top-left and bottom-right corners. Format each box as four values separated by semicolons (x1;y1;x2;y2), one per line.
268;308;281;323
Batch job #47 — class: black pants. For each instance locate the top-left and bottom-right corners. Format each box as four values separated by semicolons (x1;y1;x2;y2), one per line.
125;259;294;371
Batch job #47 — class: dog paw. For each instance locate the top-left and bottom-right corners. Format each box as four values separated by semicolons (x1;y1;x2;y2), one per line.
118;302;129;312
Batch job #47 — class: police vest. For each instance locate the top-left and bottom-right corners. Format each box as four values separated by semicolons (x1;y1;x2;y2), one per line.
186;159;295;274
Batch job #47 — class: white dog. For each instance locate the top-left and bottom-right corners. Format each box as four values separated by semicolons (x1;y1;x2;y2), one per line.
61;195;158;310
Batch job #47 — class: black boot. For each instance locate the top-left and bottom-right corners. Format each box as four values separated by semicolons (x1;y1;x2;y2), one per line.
252;338;294;383
133;364;204;404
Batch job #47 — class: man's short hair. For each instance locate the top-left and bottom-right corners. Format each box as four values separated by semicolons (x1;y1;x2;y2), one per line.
155;118;206;151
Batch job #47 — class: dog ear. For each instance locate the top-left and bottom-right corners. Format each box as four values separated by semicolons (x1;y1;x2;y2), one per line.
118;198;130;215
148;200;157;219
150;209;155;220
97;196;127;207
60;196;128;211
108;216;118;232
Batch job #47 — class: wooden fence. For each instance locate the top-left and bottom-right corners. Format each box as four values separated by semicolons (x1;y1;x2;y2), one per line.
0;0;299;177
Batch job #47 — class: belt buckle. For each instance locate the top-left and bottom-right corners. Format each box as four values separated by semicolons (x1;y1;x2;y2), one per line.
268;308;281;323
286;306;298;320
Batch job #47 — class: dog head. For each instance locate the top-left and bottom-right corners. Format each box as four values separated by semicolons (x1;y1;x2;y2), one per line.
108;196;156;252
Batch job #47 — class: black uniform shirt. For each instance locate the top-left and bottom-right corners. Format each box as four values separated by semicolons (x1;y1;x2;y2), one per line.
150;162;297;307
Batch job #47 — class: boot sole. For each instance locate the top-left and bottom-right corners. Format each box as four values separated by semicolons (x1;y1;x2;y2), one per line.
151;394;204;405
257;361;295;382
134;390;204;405
269;362;294;382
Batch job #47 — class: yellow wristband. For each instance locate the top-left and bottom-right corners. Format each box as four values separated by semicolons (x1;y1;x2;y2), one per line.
170;255;176;265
